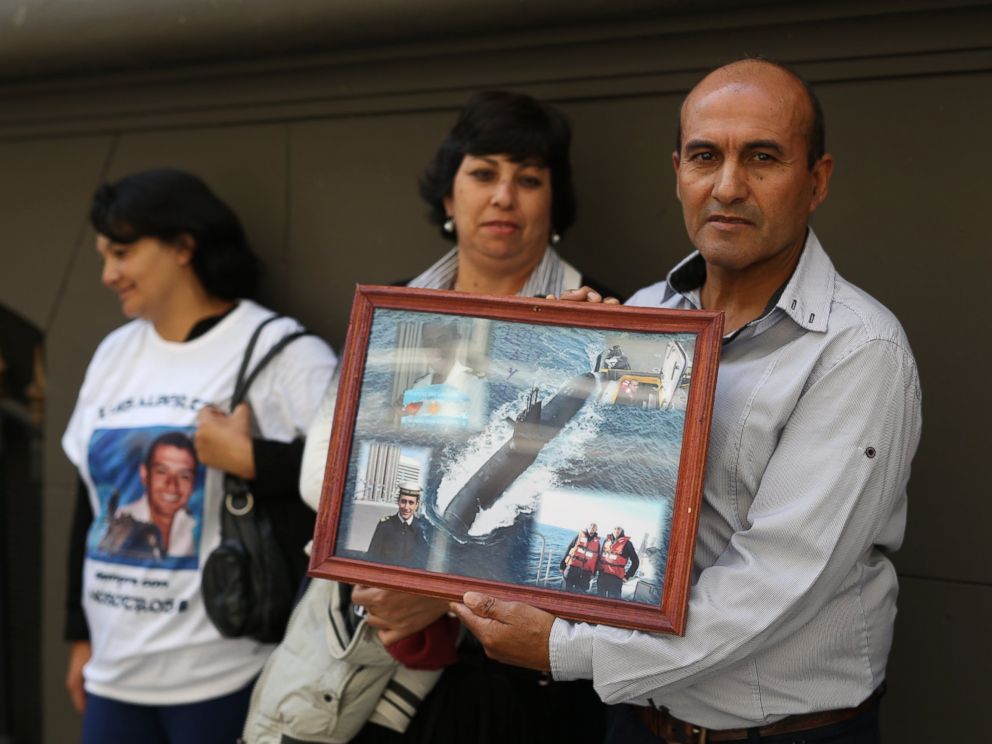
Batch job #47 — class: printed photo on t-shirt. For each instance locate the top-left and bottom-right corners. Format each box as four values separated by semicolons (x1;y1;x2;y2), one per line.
86;427;205;570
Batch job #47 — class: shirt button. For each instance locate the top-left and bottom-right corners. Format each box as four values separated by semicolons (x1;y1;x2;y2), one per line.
865;447;877;458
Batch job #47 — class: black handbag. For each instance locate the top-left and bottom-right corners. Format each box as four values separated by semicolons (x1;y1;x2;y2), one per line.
201;315;312;643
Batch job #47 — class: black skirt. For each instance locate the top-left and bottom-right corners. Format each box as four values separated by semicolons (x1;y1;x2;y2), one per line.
349;634;606;744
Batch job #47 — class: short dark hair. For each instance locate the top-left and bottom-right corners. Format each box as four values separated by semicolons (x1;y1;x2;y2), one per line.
675;59;826;170
90;169;259;300
144;431;198;473
419;91;577;241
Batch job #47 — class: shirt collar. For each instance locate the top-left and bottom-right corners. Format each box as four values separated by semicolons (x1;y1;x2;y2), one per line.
407;245;578;297
662;228;835;334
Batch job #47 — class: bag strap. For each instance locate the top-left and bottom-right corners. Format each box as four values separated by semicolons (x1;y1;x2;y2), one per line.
224;314;314;506
231;315;314;410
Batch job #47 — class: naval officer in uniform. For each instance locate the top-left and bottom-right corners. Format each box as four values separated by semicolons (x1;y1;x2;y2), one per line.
366;482;431;568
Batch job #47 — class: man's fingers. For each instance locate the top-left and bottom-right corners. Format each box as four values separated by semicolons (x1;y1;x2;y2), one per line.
450;594;554;671
462;591;501;618
456;592;526;626
448;600;490;633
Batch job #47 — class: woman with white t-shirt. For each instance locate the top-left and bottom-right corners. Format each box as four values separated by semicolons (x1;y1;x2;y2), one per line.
62;169;337;744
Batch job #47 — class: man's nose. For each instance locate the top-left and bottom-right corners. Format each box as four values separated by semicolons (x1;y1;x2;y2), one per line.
711;160;748;203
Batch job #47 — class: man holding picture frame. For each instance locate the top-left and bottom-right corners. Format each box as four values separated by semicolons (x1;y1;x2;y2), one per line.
453;58;922;744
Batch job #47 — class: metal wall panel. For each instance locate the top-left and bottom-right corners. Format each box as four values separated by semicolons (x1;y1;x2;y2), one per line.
0;2;985;741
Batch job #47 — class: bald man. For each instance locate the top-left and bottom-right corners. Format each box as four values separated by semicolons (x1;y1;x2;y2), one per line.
453;59;921;743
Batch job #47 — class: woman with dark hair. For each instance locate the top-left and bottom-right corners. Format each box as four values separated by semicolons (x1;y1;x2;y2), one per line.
246;91;611;744
62;169;337;744
408;90;611;299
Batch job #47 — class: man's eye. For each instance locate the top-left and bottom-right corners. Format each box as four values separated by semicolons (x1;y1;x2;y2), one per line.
753;152;774;162
689;152;715;162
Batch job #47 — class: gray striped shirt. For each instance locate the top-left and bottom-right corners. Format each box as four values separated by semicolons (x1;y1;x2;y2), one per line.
550;230;922;728
407;245;581;297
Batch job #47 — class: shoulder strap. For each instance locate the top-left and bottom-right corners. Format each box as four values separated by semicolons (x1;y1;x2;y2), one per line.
231;315;314;410
223;315;314;503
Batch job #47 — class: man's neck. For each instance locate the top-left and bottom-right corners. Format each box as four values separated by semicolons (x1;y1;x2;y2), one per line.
150;513;173;552
700;237;805;334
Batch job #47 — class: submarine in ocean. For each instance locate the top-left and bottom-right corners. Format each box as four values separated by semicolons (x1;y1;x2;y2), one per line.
441;373;597;535
439;340;689;536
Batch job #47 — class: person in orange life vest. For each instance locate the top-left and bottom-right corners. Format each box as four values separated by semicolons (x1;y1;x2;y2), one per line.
560;522;601;592
597;526;640;599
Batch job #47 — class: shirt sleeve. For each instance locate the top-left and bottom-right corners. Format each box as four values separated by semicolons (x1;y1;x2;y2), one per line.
384;615;461;670
64;475;92;642
249;332;337;442
299;372;339;512
251;438;305;504
551;338;921;702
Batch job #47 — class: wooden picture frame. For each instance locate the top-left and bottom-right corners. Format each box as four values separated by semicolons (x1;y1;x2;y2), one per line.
310;285;723;634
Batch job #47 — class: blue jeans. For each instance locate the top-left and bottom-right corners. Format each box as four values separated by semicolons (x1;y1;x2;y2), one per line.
81;680;254;744
605;702;881;744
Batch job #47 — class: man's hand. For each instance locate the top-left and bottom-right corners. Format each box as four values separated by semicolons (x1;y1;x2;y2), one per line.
195;403;255;478
352;585;450;646
546;286;621;305
65;640;91;713
449;592;554;671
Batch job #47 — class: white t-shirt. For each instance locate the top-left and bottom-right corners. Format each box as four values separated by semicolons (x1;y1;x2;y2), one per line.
62;300;337;705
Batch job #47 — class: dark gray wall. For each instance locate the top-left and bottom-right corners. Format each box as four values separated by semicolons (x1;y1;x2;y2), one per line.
1;1;988;741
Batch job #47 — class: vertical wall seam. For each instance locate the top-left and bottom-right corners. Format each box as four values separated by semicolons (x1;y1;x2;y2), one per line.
43;133;120;335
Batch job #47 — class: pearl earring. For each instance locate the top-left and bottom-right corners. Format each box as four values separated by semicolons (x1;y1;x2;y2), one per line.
443;218;455;234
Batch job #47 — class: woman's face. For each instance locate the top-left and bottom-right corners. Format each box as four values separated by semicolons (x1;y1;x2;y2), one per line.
443;153;553;271
96;234;193;321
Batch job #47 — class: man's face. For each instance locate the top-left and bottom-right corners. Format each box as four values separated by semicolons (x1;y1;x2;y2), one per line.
421;324;461;373
613;527;623;538
587;523;597;534
673;63;833;275
140;444;196;522
398;494;420;520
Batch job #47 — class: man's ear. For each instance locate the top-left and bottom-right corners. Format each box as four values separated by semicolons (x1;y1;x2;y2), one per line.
809;154;835;213
672;151;682;202
139;464;148;490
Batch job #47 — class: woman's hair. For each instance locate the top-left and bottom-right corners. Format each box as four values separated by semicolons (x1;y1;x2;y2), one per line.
90;168;259;300
419;91;577;242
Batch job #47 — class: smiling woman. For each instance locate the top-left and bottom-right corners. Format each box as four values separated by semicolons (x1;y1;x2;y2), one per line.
61;169;337;744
